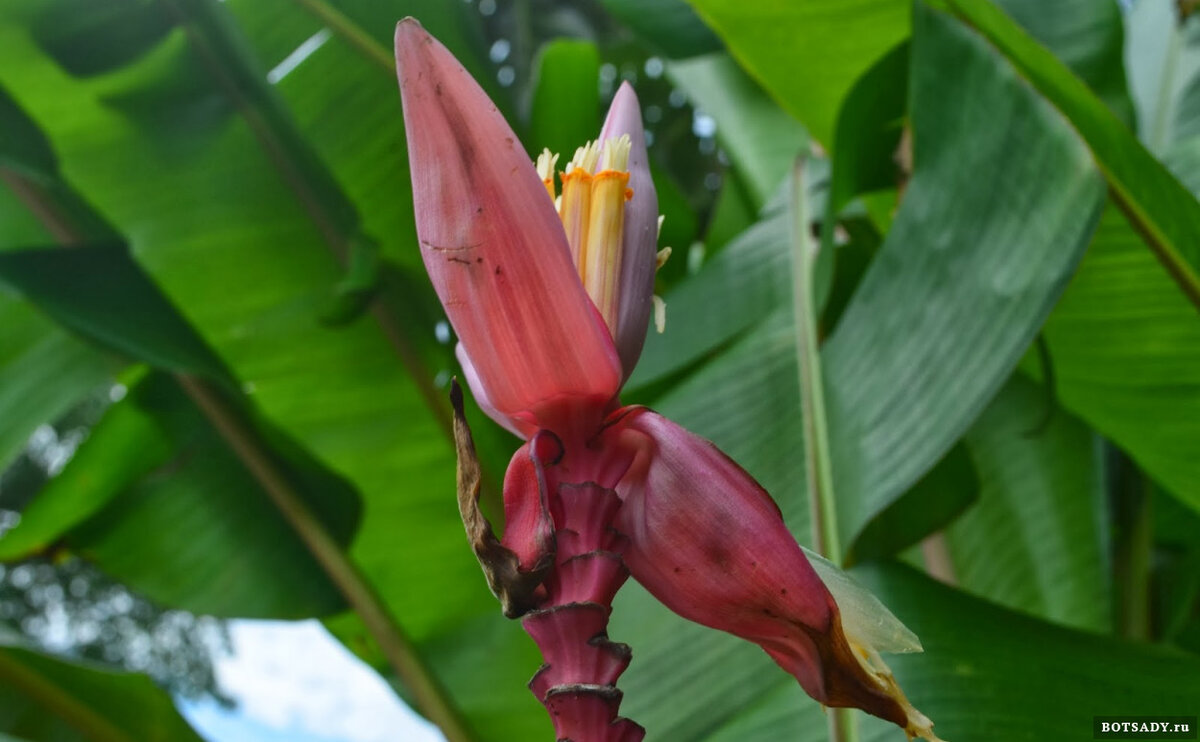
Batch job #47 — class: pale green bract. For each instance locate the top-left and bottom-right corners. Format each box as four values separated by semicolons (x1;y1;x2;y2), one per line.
804;548;924;654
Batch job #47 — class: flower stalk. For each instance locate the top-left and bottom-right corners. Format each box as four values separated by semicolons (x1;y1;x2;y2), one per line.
790;156;843;563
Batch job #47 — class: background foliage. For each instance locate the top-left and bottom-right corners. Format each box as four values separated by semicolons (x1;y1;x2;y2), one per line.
1;0;1199;740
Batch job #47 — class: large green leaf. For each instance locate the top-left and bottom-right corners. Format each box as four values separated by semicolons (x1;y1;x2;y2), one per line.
686;0;1134;164
28;0;175;79
0;244;232;384
819;0;1132;256
0;629;203;742
528;40;600;161
599;0;723;59
945;0;1200;306
1033;203;1200;513
684;0;1136;149
684;0;910;146
665;53;807;206
821;1;1104;548
947;373;1112;633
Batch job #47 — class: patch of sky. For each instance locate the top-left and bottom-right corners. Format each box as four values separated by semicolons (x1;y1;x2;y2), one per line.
179;620;445;742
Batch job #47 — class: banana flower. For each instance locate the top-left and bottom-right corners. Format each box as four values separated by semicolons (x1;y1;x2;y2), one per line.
395;18;939;742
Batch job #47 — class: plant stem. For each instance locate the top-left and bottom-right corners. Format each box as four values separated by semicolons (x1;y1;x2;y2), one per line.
790;156;842;562
178;376;476;742
790;157;856;742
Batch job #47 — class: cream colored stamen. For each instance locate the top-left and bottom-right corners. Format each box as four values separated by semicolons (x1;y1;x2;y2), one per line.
535;149;559;202
655;246;672;271
567;140;602;174
652;295;667;334
598;135;630;172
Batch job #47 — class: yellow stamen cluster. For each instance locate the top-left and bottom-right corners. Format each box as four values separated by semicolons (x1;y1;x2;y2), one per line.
538;137;633;339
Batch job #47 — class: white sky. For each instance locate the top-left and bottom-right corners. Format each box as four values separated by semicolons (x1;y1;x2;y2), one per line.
180;620;446;742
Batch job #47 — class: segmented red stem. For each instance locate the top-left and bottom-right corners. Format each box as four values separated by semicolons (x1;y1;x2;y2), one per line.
522;481;644;742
